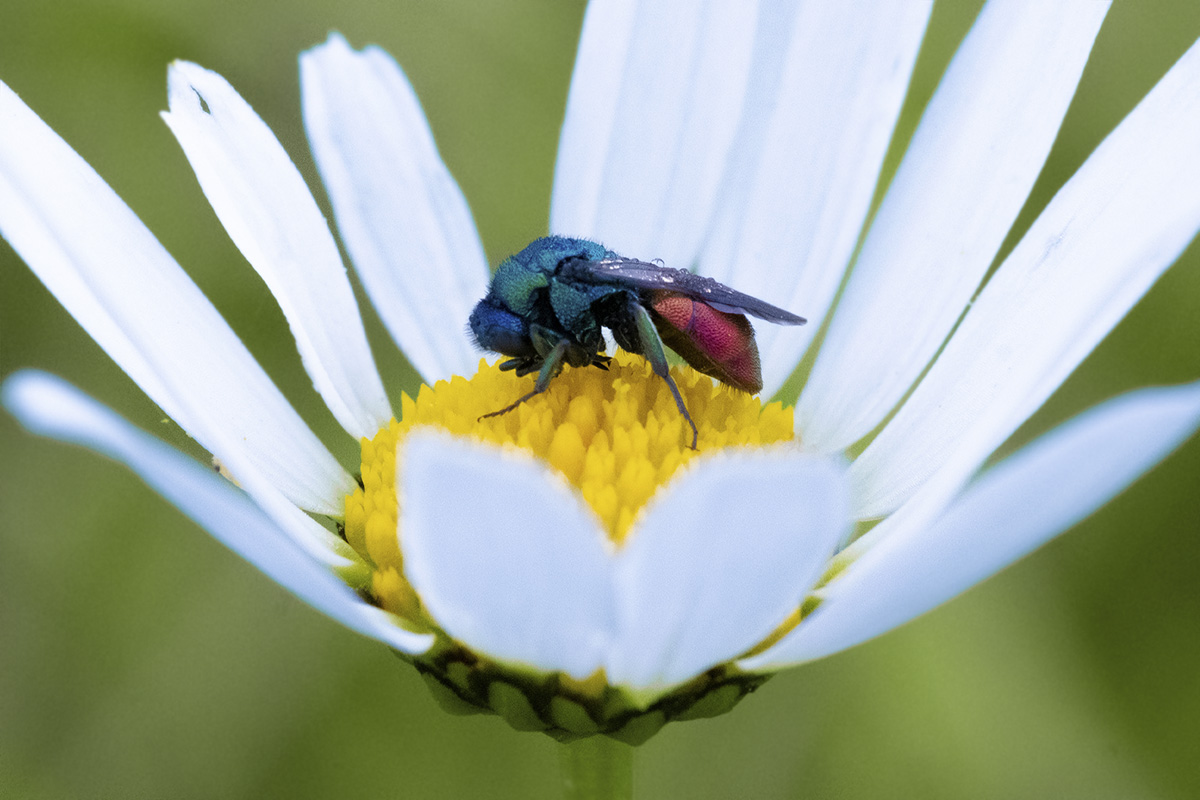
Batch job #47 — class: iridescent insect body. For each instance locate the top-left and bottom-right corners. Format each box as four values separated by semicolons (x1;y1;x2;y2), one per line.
468;236;806;447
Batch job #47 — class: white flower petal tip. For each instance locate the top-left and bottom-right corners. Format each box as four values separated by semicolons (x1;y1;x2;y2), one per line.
698;1;933;395
0;76;356;515
399;430;615;680
2;371;434;656
398;430;850;694
162;61;391;441
551;0;760;270
607;448;851;696
850;35;1200;518
741;380;1200;672
300;33;489;382
797;1;1110;452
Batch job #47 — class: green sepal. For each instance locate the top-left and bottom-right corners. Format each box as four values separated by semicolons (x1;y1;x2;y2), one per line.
606;711;666;746
544;728;590;744
420;672;485;716
673;683;742;721
550;696;601;735
489;681;550;732
601;688;637;720
445;660;474;690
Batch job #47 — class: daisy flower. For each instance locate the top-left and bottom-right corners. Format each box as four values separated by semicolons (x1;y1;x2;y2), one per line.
3;0;1200;767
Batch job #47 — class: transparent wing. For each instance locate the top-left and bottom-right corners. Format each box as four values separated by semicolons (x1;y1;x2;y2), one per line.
577;259;806;324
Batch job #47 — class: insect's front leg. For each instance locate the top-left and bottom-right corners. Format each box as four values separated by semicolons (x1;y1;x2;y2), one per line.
498;357;540;377
629;298;699;449
479;336;570;421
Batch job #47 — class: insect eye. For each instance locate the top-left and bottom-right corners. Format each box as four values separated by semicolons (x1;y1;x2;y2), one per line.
468;299;536;358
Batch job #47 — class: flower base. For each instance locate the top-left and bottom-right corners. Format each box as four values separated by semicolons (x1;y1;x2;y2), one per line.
398;647;770;744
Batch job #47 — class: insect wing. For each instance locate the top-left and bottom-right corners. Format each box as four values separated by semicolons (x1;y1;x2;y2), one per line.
579;259;807;325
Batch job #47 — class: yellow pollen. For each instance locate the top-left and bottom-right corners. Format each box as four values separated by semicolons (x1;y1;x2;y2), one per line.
344;353;795;620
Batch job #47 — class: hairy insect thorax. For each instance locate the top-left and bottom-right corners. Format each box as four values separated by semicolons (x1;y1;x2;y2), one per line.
469;237;621;362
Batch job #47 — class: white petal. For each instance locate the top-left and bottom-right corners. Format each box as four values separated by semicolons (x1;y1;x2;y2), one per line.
162;62;391;440
605;449;849;695
551;0;759;271
2;371;432;655
701;0;933;396
0;78;356;515
852;37;1200;518
399;431;614;679
300;34;489;382
798;1;1109;452
743;379;1200;670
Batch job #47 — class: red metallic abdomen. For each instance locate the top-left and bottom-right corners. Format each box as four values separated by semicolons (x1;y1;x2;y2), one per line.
650;292;762;393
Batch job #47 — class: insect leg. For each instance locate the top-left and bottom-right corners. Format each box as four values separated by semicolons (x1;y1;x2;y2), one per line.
479;338;570;420
630;299;699;449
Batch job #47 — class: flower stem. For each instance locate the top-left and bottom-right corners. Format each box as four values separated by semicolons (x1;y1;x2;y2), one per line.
559;736;633;800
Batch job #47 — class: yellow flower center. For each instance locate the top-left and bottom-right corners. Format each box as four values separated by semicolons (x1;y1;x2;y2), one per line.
343;353;794;623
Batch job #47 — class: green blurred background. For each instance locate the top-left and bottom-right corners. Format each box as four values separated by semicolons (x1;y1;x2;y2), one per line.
3;1;1200;797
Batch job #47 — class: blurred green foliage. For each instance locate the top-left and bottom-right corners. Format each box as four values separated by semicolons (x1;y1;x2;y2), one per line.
2;1;1200;797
